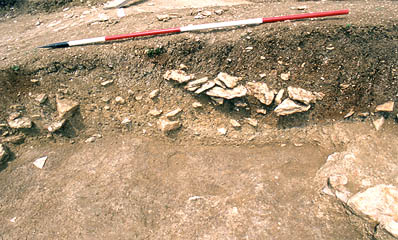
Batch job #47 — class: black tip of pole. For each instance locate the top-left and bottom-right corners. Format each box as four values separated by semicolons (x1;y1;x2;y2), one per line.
38;41;70;49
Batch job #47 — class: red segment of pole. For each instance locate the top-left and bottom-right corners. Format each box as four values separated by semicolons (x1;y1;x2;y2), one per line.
105;27;181;41
262;9;349;23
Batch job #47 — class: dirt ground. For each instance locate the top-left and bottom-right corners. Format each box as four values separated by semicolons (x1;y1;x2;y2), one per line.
1;0;398;239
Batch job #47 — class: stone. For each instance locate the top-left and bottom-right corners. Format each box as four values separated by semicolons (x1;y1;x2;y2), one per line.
287;86;322;105
179;64;188;70
358;112;370;117
149;89;160;99
373;117;385;131
245;118;258;127
35;93;48;104
192;102;203;108
148;109;162;117
246;82;275;105
85;136;97;143
0;144;9;163
214;9;224;15
280;72;290;81
195;80;215;94
211;97;224;105
275;89;285;105
256;109;267;115
206;85;247;99
344;108;355;119
8;117;32;129
2;134;25;144
157;117;181;133
101;80;113;86
48;119;66;133
328;174;348;191
165;108;182;118
215;72;241;89
121;117;131;125
185;77;209;92
274;99;311;116
347;184;398;238
375;101;394;112
33;156;47;169
163;70;195;84
157;14;170;21
217;128;227;135
103;0;131;9
57;97;79;119
115;96;125;104
230;119;241;128
8;112;21;121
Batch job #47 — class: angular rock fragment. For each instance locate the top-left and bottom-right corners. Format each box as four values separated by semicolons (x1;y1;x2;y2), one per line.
375;101;394;112
48;119;66;133
274;89;285;105
165;108;182;118
33;156;47;169
246;82;275;105
192;102;203;108
195;80;215;94
2;134;25;144
56;97;79;119
149;89;160;99
185;77;209;92
163;70;195;83
148;109;163;117
230;119;241;128
115;96;125;104
373;117;385;131
0;144;9;164
287;86;322;105
210;97;224;105
8;117;32;129
344;108;355;119
245;118;258;127
256;109;267;115
347;184;398;238
157;117;181;133
215;72;241;89
35;93;48;104
274;99;311;116
217;128;227;135
206;85;247;99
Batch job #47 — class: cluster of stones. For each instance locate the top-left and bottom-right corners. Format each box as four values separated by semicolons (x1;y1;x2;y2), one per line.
164;69;325;116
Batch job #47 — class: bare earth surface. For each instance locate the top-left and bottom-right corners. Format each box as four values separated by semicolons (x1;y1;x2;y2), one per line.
1;0;398;239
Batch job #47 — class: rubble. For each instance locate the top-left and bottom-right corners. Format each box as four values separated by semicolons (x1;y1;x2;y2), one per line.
206;85;247;99
347;184;398;238
274;89;285;105
372;117;385;131
157;117;181;133
185;77;209;92
215;72;241;88
149;89;160;99
163;70;195;83
48;119;66;133
56;97;79;119
274;99;311;116
35;93;48;104
0;144;9;164
287;86;319;105
375;101;394;112
85;134;102;143
195;80;215;94
165;108;182;118
246;82;275;105
230;119;241;128
8;117;32;129
33;156;47;169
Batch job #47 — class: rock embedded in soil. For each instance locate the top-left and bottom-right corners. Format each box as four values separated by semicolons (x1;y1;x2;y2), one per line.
211;97;224;105
157;14;170;21
206;85;247;99
274;99;311;116
165;108;182;118
7;117;32;129
48;119;66;133
375;101;394;112
56;97;79;119
149;89;160;99
344;108;355;119
157;117;181;133
215;72;241;89
35;93;48;104
246;82;275;105
100;80;113;86
347;184;398;238
287;86;319;105
33;156;47;169
280;72;290;81
0;144;9;164
163;70;195;84
115;96;125;104
372;117;385;131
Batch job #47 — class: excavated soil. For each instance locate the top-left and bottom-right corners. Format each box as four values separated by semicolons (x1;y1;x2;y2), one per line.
1;0;398;239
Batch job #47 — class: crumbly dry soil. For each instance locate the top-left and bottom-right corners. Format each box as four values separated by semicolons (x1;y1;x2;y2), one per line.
0;0;398;239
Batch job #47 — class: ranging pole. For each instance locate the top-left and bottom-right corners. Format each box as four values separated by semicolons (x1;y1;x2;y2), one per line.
39;9;349;49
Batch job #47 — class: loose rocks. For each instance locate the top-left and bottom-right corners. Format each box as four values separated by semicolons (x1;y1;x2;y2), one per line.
246;82;275;105
206;86;247;99
163;70;195;84
215;72;241;89
375;101;394;112
56;97;79;119
185;77;209;92
8;117;32;129
274;99;311;116
287;86;323;105
148;109;163;117
157;117;181;133
48;119;66;133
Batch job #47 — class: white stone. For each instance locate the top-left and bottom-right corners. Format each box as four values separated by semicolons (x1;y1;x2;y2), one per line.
157;14;170;21
245;118;258;127
230;119;241;128
157;117;181;133
206;85;247;99
163;70;195;83
373;117;385;131
256;109;267;115
344;108;355;119
101;80;113;86
274;89;285;105
217;128;227;135
246;82;275;105
215;72;241;89
48;119;66;133
0;144;8;163
57;97;79;119
115;96;125;104
8;117;32;129
375;101;394;112
348;184;398;238
121;117;131;125
192;102;203;108
274;99;311;116
35;93;48;104
149;89;160;99
148;109;162;116
287;86;320;105
185;77;209;92
280;72;290;81
33;156;47;169
195;80;215;94
165;108;182;118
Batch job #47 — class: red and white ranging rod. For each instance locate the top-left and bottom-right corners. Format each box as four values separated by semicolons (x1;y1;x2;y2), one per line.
39;9;349;49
